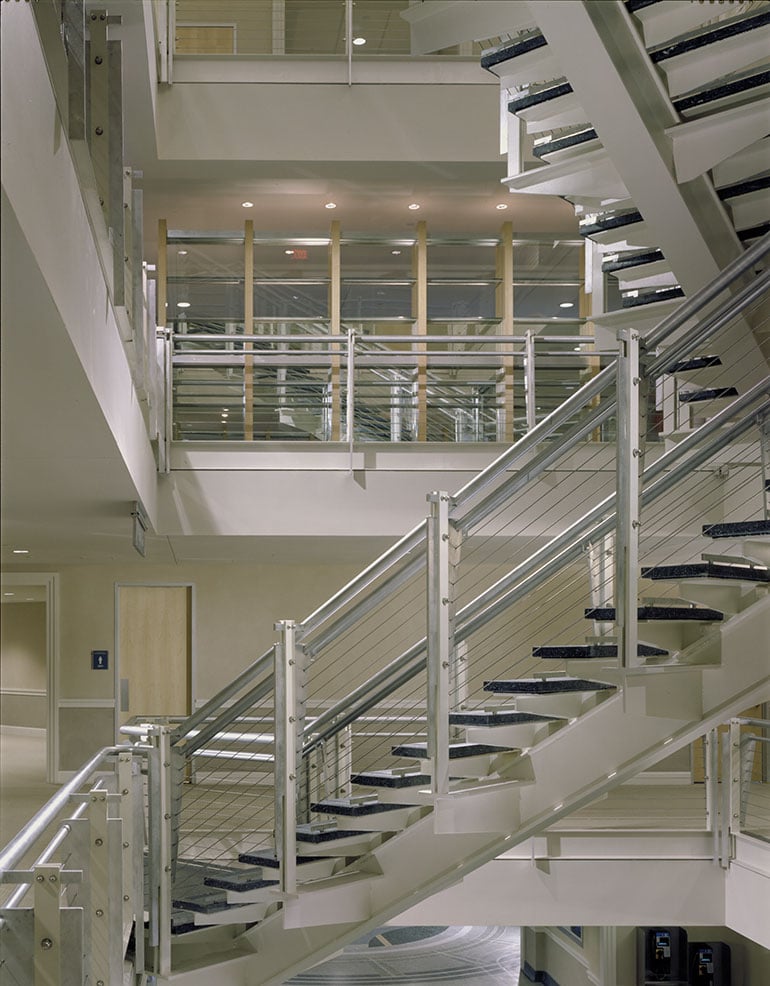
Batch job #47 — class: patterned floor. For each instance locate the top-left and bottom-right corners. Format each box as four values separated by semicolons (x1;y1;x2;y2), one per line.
288;925;521;985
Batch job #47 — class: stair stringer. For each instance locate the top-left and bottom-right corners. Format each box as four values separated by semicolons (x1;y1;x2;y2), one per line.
157;595;770;986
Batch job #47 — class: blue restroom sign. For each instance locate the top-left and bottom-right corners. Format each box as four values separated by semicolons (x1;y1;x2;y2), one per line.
91;650;109;670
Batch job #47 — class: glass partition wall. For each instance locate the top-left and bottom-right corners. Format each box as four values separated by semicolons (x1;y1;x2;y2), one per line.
160;223;598;444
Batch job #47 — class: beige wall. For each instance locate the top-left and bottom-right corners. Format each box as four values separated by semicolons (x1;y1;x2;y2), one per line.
1;601;46;728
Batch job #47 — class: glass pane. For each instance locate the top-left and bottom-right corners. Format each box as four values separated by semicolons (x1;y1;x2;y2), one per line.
428;242;498;320
167;240;245;324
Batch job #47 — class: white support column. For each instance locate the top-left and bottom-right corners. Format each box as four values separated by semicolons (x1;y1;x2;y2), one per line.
34;862;62;986
599;926;618;986
616;328;641;671
427;491;451;796
274;622;298;896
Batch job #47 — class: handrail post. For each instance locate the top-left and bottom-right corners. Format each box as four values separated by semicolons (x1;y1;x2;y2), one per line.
146;725;173;976
87;784;123;985
524;328;536;432
274;620;298;895
427;491;451;796
615;328;641;670
720;730;731;868
729;718;742;838
34;861;63;985
704;728;719;865
347;326;356;470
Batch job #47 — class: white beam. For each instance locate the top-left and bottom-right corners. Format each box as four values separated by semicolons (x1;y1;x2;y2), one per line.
666;101;770;183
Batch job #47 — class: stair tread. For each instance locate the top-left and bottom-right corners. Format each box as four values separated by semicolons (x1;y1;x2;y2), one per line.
649;7;770;64
448;710;563;726
238;850;328;867
204;870;278;892
666;354;722;373
351;770;432;789
580;208;643;237
642;561;769;583
533;127;598;159
311;799;413;816
295;825;371;843
679;386;739;403
622;286;684;308
703;520;770;539
673;67;770;116
602;248;665;274
172;889;232;914
484;677;616;695
585;605;724;622
481;31;547;70
534;642;668;658
392;741;517;759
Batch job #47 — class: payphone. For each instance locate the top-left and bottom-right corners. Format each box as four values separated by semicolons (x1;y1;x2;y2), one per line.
637;927;688;984
688;941;731;986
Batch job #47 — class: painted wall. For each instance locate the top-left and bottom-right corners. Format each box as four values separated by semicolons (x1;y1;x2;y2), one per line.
0;602;46;728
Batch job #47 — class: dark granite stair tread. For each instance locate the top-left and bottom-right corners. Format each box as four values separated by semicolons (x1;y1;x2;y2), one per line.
171;910;198;935
351;770;432;789
238;850;327;868
679;386;739;403
204;870;279;892
703;520;770;538
392;741;516;759
585;605;724;622
717;173;770;201
666;354;722;373
509;80;573;113
626;0;660;12
311;799;413;816
484;677;616;695
533;127;598;159
650;8;770;64
580;210;643;237
295;825;371;843
642;561;770;582
481;31;547;70
738;220;770;243
602;249;665;273
622;286;684;308
172;889;232;914
673;68;770;114
448;710;562;726
533;643;667;658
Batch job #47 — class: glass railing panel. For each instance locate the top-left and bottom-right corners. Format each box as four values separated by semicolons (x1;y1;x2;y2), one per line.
167;238;245;322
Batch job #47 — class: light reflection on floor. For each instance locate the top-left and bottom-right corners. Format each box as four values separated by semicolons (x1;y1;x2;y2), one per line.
288;925;521;985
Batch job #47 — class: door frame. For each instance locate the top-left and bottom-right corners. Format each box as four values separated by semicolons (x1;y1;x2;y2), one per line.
113;581;196;741
0;571;60;783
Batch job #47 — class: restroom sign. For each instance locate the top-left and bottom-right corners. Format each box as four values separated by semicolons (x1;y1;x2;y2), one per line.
91;650;109;670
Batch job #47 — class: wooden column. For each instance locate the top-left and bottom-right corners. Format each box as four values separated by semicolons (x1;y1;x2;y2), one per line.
244;219;254;440
329;220;342;441
413;221;428;441
496;221;515;443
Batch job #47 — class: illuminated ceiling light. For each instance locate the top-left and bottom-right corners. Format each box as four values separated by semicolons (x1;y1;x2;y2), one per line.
177;249;188;256
285;249;295;255
496;203;508;210
177;301;191;309
560;302;574;309
352;36;367;46
325;202;337;210
242;201;254;208
12;549;29;555
391;249;401;256
408;203;421;211
3;592;14;597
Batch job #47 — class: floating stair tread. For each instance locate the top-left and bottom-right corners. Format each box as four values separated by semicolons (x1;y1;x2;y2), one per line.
622;286;684;308
509;80;574;113
641;561;770;583
171;910;198;935
310;799;413;817
350;770;432;789
703;520;770;538
649;8;770;64
391;741;516;760
717;173;770;202
666;354;722;373
238;850;327;868
448;710;562;726
673;67;770;115
171;889;232;915
295;825;370;843
585;605;724;622
580;209;643;236
602;249;665;273
739;220;770;243
533;642;668;658
533;127;598;159
481;31;547;70
204;870;278;892
679;386;739;403
484;677;616;695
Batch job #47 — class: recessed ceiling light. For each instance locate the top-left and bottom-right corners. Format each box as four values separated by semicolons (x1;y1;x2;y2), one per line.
560;302;574;309
12;549;29;555
496;203;508;210
242;201;254;208
391;250;401;256
325;202;337;210
352;36;366;46
177;249;188;256
177;301;191;309
285;249;295;255
4;592;14;597
408;203;420;211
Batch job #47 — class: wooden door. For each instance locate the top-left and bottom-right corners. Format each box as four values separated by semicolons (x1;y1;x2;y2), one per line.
118;585;191;725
